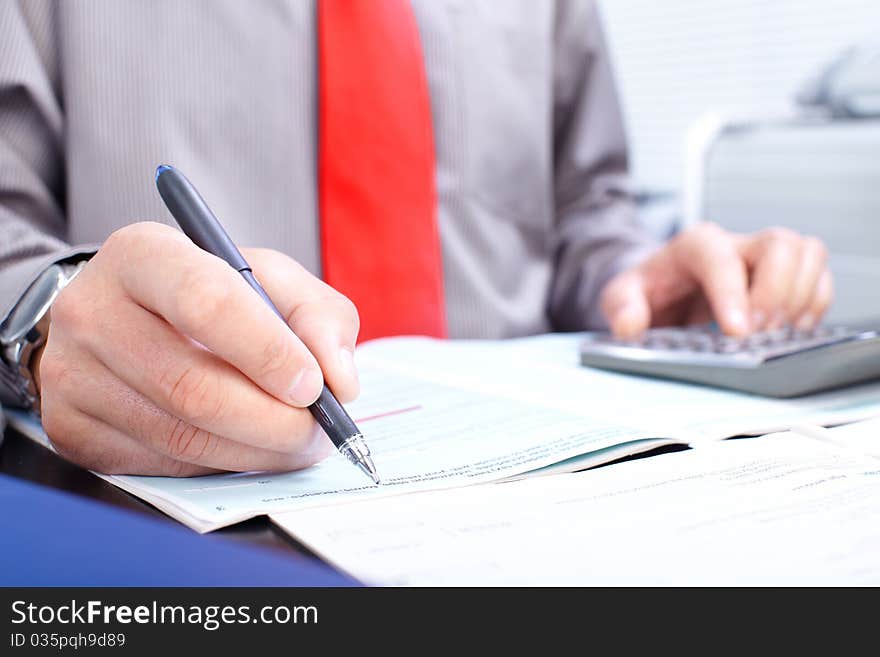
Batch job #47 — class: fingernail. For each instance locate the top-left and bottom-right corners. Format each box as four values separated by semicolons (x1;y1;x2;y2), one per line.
288;367;322;406
338;347;358;384
796;314;815;331
726;308;748;335
751;310;766;331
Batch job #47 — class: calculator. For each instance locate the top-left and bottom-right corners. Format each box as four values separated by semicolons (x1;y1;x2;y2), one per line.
578;324;880;397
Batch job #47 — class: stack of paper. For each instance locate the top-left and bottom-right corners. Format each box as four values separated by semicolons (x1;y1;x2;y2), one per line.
273;421;880;585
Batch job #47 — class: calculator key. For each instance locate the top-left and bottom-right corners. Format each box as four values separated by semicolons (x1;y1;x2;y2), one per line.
764;328;791;344
715;337;744;354
645;334;674;349
688;334;715;351
745;334;767;350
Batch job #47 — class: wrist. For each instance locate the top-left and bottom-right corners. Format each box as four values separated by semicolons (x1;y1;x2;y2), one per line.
0;260;86;413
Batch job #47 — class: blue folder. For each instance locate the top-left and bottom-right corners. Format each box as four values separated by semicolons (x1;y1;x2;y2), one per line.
0;473;356;586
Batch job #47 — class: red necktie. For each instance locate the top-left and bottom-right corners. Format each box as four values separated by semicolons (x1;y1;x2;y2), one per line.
318;0;447;342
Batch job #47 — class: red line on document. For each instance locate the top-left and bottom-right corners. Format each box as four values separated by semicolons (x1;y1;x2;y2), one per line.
355;405;423;423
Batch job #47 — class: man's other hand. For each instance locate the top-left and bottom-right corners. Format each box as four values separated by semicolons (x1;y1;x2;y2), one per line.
600;223;833;338
37;222;360;476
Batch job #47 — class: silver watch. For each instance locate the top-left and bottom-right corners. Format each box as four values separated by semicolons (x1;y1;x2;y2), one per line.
0;260;87;413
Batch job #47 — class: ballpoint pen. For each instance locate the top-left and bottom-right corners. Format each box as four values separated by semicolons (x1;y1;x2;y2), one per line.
154;164;380;485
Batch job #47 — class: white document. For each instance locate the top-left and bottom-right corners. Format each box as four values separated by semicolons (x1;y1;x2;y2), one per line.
357;335;880;442
272;429;880;586
9;334;880;533
789;416;880;458
96;363;660;532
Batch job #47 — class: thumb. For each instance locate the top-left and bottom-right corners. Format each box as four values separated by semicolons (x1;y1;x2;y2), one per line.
600;270;651;338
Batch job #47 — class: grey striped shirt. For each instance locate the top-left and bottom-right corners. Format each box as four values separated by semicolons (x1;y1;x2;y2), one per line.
0;0;656;410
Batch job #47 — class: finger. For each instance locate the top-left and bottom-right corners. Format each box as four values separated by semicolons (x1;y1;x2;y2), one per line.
599;270;651;339
40;397;213;476
110;223;323;407
59;355;332;472
799;269;834;329
675;224;750;336
740;228;799;330
246;248;361;403
63;295;323;453
787;237;828;324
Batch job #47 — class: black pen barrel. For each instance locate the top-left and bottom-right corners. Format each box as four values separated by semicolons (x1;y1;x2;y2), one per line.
309;387;361;448
155;165;249;272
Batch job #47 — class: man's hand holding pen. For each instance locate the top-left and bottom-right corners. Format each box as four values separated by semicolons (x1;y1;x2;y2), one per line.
37;221;361;476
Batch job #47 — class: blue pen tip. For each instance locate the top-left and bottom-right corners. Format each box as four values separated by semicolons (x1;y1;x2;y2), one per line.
155;164;173;183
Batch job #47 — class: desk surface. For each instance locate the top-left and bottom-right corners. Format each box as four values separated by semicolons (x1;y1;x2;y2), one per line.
0;427;316;562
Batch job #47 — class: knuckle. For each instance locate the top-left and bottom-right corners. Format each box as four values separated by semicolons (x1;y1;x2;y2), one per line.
676;222;725;253
288;292;361;340
36;349;63;390
786;297;805;313
104;222;164;253
762;226;797;245
162;365;225;425
245;247;288;270
333;294;360;335
804;236;828;260
693;221;724;240
750;278;781;303
38;351;79;398
105;222;188;272
258;335;299;381
101;225;134;253
49;286;86;332
163;417;219;463
175;268;234;330
333;293;358;318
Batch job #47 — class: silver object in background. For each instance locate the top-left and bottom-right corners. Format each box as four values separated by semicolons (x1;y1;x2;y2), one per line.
579;325;880;398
